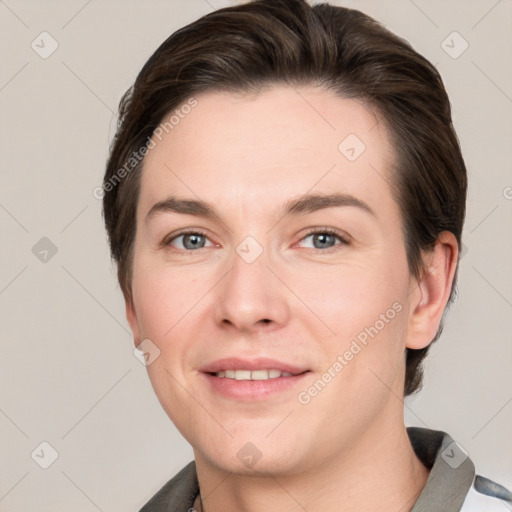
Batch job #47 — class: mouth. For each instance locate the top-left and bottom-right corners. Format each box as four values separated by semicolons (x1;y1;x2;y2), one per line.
199;358;310;400
212;369;297;380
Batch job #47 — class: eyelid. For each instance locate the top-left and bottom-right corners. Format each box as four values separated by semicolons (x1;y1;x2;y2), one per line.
299;227;351;243
162;228;215;250
162;227;351;252
296;227;351;252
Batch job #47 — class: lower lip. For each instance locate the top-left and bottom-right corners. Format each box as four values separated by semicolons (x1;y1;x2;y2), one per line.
201;372;309;400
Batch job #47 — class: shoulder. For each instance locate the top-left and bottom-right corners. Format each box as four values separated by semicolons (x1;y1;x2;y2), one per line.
139;461;199;512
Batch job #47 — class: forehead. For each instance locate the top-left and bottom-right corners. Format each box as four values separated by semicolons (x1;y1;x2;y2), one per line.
138;85;398;221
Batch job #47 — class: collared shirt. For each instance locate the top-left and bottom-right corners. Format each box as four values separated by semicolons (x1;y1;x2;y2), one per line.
139;427;511;512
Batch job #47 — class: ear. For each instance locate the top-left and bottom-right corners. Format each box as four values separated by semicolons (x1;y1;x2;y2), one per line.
125;295;142;348
406;231;459;350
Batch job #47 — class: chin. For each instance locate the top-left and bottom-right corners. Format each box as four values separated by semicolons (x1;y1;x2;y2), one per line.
192;428;313;477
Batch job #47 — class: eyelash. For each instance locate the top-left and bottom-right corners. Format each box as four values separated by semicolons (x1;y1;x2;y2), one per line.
162;228;212;253
162;227;350;254
300;227;351;253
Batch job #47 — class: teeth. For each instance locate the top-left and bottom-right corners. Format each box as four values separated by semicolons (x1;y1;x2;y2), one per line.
215;369;294;380
251;370;271;380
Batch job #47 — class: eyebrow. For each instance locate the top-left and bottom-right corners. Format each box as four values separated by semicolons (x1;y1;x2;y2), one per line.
144;193;375;223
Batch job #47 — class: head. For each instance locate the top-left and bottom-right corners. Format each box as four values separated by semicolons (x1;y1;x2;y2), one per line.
102;0;466;475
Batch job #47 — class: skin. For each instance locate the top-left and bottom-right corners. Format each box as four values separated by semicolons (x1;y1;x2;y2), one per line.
125;85;458;512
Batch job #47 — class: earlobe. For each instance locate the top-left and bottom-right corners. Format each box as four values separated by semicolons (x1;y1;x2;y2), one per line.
125;296;141;348
406;232;459;350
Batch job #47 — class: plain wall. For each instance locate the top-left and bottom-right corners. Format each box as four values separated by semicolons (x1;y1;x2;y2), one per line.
1;0;511;510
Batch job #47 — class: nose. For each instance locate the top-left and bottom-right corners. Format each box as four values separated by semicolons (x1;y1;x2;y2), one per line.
213;242;291;333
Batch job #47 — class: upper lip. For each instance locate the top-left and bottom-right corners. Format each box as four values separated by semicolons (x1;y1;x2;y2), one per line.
199;357;308;375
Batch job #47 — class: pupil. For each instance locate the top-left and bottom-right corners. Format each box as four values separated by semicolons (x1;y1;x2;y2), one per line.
184;234;203;249
315;233;334;249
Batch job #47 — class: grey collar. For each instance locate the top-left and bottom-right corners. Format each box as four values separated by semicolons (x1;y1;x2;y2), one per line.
140;427;475;512
409;427;475;511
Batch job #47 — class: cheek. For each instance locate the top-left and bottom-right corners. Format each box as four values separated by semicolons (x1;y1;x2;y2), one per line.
130;263;211;425
131;258;206;342
330;260;409;396
297;251;411;397
293;255;409;343
295;269;409;430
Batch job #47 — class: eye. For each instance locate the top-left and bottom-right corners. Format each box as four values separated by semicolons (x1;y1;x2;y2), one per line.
298;229;350;251
163;229;349;253
165;231;214;251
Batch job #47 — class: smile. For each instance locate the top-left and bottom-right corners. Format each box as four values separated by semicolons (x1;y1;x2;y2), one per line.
214;369;294;380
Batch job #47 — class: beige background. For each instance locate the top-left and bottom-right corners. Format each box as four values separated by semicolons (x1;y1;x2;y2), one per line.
1;0;511;510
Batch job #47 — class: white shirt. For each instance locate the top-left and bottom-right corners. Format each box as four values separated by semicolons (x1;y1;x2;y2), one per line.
460;475;512;511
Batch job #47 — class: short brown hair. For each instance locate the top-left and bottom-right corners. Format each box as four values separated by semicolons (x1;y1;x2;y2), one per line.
102;0;467;396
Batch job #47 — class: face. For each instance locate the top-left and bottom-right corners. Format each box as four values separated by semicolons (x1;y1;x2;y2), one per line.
126;85;418;475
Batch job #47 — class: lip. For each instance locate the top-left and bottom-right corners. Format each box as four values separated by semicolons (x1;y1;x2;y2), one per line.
198;357;310;401
199;357;307;375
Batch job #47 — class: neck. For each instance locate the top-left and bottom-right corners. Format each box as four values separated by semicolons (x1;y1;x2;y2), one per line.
194;416;430;512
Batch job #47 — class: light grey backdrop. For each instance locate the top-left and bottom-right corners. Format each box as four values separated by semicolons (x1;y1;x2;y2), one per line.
1;0;511;510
